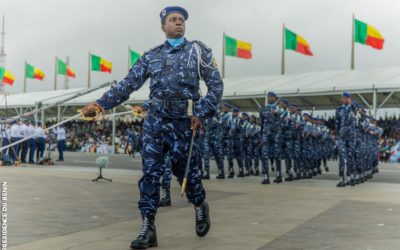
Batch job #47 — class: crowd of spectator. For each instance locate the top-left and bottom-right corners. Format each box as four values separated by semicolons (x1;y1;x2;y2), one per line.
45;119;143;155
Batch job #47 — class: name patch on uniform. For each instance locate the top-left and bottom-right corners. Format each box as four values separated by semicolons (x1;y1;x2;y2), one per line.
166;58;174;66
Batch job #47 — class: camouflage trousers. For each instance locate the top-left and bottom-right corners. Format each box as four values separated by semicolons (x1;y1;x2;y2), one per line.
244;139;260;171
338;137;355;177
230;136;245;173
139;113;206;217
161;154;172;190
203;136;224;174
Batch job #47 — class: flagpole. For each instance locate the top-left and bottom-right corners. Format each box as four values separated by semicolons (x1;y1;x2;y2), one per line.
54;56;57;90
351;13;355;70
281;23;286;75
222;31;225;79
88;51;91;88
128;45;131;72
23;61;27;93
65;56;69;89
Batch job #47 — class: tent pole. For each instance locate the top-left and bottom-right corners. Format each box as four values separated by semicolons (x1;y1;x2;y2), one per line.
222;31;226;78
112;107;116;155
372;87;377;117
57;105;61;123
281;23;286;75
351;13;355;70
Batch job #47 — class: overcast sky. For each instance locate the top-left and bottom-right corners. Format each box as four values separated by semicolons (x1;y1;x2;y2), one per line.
1;0;399;93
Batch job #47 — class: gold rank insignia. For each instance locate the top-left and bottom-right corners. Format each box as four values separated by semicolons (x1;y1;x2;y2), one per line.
212;58;218;68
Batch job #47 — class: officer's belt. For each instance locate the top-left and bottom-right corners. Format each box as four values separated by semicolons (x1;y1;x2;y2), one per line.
151;97;189;111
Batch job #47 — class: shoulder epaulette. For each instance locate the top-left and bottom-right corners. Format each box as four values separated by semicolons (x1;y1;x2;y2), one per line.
192;40;212;52
143;43;164;55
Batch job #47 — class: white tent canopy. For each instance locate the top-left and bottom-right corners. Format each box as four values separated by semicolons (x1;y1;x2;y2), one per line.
1;66;400;117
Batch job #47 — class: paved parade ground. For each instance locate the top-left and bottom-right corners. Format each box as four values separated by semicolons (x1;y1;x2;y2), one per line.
2;152;400;250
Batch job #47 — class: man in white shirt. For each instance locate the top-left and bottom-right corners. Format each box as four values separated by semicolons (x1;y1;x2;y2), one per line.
20;120;30;163
9;120;22;162
0;123;10;161
27;121;36;163
34;122;46;163
54;125;66;161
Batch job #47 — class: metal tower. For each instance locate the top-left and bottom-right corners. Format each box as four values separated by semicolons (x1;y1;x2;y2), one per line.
0;15;6;67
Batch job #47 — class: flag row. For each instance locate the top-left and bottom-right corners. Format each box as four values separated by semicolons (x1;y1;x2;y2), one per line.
0;17;385;86
0;50;141;87
224;18;384;60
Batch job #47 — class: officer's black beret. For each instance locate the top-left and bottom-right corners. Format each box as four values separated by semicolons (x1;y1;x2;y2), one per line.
267;91;277;98
342;92;351;98
160;6;188;21
280;98;289;105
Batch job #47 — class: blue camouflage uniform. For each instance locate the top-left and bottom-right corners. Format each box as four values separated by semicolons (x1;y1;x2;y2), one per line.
161;153;172;190
254;120;262;174
302;115;314;177
198;128;205;175
96;38;223;218
321;124;332;169
335;102;356;181
260;101;279;180
128;128;137;156
244;118;261;174
277;106;293;178
203;114;224;176
353;102;365;180
290;110;302;177
230;112;246;175
221;110;234;175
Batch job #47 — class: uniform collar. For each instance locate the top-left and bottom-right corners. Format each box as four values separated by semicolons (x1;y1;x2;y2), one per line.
164;37;187;50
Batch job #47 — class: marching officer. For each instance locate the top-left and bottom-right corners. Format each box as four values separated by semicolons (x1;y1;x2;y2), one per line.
82;6;223;249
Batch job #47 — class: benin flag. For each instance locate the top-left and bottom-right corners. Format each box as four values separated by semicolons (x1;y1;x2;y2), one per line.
57;59;76;78
285;28;313;56
225;35;252;59
26;63;45;80
354;19;384;50
130;49;141;67
91;54;112;73
0;67;15;85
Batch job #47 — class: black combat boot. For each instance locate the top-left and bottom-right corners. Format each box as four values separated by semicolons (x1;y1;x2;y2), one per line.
201;171;210;180
336;176;346;187
284;175;294;182
254;167;260;176
237;169;245;177
261;175;270;184
355;175;361;185
227;171;234;178
324;166;329;172
195;200;211;237
216;169;225;179
249;168;254;175
346;175;355;186
130;216;158;249
273;177;283;183
159;189;171;207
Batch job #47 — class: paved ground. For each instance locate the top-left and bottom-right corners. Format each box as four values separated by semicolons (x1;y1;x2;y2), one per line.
1;152;400;250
